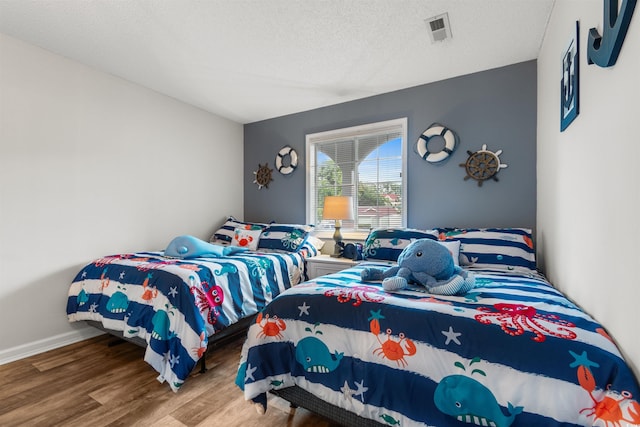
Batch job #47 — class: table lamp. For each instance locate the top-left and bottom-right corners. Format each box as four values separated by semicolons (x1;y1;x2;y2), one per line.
322;195;354;257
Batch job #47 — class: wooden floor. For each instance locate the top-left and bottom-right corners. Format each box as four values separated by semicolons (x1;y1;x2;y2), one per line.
0;334;340;427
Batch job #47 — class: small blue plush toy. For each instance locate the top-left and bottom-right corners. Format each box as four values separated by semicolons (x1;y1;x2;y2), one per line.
164;235;247;259
361;239;475;295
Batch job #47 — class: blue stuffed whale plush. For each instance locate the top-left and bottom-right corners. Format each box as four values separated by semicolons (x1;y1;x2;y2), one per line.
164;235;247;259
361;238;475;295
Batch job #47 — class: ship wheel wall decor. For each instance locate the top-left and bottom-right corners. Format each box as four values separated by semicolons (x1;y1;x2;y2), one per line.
253;163;273;189
460;144;508;186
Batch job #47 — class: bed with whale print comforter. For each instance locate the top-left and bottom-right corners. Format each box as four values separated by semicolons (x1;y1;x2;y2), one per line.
67;249;307;391
236;263;640;426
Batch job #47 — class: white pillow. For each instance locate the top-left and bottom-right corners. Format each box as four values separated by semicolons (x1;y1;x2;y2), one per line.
230;228;261;251
306;235;325;251
438;240;461;266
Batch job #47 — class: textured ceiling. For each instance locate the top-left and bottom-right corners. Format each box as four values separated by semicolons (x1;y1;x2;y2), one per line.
0;0;555;124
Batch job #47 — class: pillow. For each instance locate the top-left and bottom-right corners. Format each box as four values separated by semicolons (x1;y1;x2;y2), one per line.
363;228;438;261
230;227;261;251
258;223;313;253
296;235;324;257
211;216;265;244
437;228;536;270
438;240;461;266
299;239;319;257
306;235;326;251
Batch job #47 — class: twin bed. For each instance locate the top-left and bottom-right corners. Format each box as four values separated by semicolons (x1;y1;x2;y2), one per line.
236;227;640;427
66;218;318;391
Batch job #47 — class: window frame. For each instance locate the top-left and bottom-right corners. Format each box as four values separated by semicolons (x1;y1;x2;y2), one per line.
305;117;408;240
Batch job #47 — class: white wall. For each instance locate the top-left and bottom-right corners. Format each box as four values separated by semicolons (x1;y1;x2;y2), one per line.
537;1;639;377
0;34;244;360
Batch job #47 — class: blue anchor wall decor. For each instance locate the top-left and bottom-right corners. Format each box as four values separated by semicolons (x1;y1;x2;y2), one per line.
588;0;637;67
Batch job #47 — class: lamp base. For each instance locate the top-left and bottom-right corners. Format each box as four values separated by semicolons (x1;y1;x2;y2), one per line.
331;223;343;257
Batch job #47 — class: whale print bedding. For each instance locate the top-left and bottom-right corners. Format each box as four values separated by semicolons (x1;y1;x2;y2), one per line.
236;263;640;427
67;249;306;391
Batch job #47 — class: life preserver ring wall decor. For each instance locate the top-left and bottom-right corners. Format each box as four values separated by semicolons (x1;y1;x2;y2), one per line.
275;145;298;175
416;124;458;163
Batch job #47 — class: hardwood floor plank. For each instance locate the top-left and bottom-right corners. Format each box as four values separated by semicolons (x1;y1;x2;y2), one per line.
0;390;100;427
87;368;162;405
1;334;341;427
0;340;146;415
30;335;116;372
0;358;39;385
141;414;187;427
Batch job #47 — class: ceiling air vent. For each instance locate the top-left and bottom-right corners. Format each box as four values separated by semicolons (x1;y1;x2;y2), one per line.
425;12;452;43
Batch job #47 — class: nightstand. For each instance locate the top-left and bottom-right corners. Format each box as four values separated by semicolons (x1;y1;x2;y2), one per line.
306;254;360;280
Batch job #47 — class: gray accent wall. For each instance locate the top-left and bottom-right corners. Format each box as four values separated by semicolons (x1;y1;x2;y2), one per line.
244;60;536;231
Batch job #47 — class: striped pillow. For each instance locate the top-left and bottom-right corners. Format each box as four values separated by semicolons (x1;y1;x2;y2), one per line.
437;228;536;270
258;223;313;253
211;217;265;244
299;240;319;257
364;228;438;261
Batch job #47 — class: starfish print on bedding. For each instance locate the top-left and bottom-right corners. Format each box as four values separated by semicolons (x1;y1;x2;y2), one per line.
169;354;180;368
245;364;257;382
298;302;310;316
353;379;369;403
168;286;178;298
442;326;462;345
341;381;355;400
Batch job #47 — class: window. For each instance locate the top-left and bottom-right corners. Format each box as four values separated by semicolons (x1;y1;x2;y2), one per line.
306;118;407;236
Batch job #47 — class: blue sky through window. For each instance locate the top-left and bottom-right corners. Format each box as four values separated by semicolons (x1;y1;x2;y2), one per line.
359;137;401;183
317;137;401;183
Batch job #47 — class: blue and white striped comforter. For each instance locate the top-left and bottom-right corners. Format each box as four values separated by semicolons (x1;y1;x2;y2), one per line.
237;263;640;426
67;250;306;391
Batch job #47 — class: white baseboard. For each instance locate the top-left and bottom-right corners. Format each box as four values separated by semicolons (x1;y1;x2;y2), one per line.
0;327;104;365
